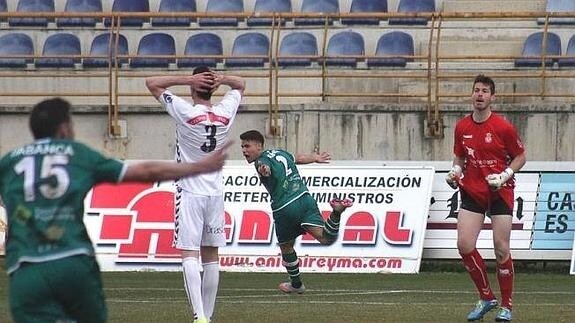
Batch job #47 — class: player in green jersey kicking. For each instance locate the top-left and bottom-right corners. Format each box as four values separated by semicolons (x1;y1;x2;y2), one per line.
239;130;353;294
0;98;232;323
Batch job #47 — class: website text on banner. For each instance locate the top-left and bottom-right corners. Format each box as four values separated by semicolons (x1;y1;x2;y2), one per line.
84;166;435;273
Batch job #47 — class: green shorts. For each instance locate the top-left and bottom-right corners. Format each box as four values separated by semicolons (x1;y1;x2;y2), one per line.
9;255;107;323
273;193;324;244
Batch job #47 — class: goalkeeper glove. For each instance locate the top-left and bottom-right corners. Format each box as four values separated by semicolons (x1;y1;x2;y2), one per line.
445;165;463;189
486;167;514;190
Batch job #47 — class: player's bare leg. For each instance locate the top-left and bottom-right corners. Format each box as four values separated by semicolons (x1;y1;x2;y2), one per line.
492;214;514;322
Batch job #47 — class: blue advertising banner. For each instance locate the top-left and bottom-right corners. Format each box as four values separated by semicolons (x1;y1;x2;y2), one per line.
532;173;575;250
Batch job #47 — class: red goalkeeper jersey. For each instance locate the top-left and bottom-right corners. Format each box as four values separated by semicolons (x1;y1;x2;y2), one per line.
454;112;525;209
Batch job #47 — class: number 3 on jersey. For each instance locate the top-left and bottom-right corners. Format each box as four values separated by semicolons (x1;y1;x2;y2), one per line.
14;155;70;202
201;125;217;152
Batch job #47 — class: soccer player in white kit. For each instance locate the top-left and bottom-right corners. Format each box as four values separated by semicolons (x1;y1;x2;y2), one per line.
146;67;245;323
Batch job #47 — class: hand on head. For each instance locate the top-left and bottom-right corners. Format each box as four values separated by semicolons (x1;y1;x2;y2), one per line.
192;72;220;95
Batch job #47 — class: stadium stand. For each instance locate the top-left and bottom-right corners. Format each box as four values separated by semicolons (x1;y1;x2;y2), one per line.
35;33;81;68
539;0;575;25
0;33;34;68
558;34;575;67
104;0;149;27
367;31;414;68
9;0;54;27
388;0;434;25
199;0;243;27
515;31;561;67
151;0;196;27
294;0;339;26
247;0;291;27
130;33;175;68
177;32;223;68
277;32;318;67
0;0;6;13
341;0;388;26
83;33;129;68
57;0;103;27
225;32;269;68
324;31;365;68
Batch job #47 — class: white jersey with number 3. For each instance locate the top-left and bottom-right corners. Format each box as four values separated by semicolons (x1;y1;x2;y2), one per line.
159;90;241;195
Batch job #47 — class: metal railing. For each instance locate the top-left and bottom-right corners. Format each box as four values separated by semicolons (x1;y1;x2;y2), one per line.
0;11;574;138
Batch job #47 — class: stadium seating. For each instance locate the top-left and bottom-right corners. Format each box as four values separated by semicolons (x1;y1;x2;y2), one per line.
83;33;129;68
104;0;149;27
277;32;318;67
539;0;575;25
389;0;434;25
558;35;575;67
130;33;175;68
226;32;269;68
515;32;561;67
341;0;388;26
0;0;6;22
294;0;339;26
57;0;103;27
9;0;55;27
199;0;243;27
0;33;34;68
178;33;223;68
367;31;414;68
35;33;81;68
324;31;365;68
247;0;291;27
152;0;196;27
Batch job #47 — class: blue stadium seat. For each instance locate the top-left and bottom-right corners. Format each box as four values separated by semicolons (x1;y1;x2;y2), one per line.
104;0;149;27
226;33;269;68
294;0;339;26
341;0;387;26
0;0;6;22
83;33;129;68
0;33;34;68
178;33;222;68
389;0;434;25
152;0;196;27
130;33;175;68
324;31;365;68
539;0;575;25
515;32;561;67
199;0;243;27
36;33;81;68
277;32;317;67
58;0;103;27
367;31;414;68
558;35;575;67
9;0;55;27
247;0;291;27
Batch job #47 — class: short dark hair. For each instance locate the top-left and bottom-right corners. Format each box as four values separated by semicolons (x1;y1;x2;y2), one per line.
473;74;495;95
193;65;212;100
240;130;265;145
29;98;71;139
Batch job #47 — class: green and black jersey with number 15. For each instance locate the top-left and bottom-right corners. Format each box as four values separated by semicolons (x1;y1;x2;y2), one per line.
255;149;308;212
0;138;125;274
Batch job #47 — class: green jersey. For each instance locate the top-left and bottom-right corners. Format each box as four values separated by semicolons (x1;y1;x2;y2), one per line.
0;138;125;274
255;149;308;211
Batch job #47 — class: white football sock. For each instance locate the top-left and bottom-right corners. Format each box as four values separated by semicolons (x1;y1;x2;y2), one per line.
183;257;205;320
202;261;220;320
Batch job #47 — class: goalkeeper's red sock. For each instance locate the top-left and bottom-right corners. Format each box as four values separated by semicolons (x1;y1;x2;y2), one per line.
461;249;496;301
497;255;514;309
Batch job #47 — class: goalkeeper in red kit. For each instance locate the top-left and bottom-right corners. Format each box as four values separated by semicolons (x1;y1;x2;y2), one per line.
445;75;526;322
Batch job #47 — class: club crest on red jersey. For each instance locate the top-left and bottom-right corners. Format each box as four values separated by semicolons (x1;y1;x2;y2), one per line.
485;133;493;143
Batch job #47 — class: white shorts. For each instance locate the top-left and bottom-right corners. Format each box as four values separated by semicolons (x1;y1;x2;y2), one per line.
173;189;226;251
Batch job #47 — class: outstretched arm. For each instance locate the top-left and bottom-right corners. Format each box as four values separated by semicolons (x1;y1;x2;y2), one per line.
122;141;232;182
145;72;216;99
295;151;331;165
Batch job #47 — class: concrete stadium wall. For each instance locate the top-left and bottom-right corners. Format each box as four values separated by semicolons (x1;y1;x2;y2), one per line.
1;101;573;162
